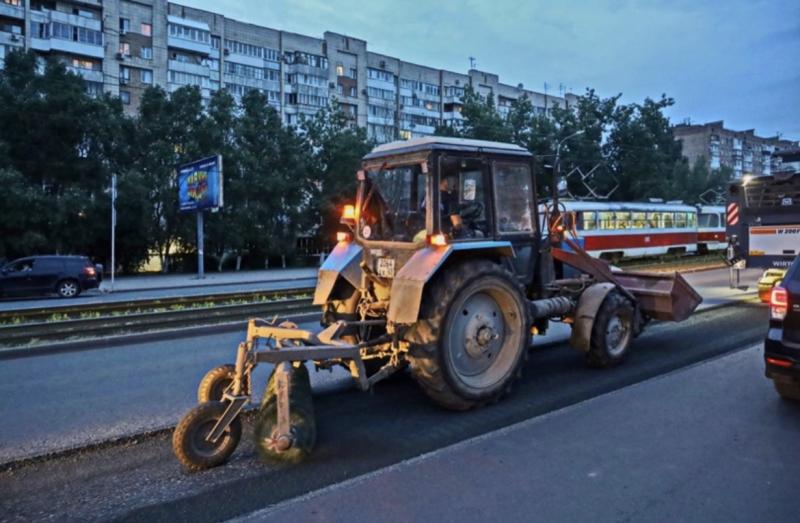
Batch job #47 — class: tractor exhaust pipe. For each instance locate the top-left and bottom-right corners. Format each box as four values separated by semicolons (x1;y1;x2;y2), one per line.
529;296;575;320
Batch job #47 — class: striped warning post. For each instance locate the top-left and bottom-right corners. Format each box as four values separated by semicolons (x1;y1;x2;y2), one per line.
726;202;740;226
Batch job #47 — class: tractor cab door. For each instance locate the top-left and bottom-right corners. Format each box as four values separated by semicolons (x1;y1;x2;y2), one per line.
491;160;538;284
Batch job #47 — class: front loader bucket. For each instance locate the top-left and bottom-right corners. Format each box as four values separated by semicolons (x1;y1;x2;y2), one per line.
612;271;702;322
552;243;702;322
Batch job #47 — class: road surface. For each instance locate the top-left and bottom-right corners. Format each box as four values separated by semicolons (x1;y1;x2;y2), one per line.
0;303;770;521
246;343;800;523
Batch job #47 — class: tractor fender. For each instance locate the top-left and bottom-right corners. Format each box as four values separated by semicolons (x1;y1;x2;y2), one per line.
569;282;617;352
313;242;363;305
387;241;514;324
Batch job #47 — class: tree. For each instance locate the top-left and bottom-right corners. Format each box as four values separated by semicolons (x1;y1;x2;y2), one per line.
134;85;207;271
301;102;373;247
0;50;134;265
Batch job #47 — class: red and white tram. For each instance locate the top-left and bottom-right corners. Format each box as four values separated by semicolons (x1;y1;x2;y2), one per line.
696;205;726;253
555;201;703;262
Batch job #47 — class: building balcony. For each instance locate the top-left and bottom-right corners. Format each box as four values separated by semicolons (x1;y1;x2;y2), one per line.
67;66;103;83
169;59;211;77
0;31;24;48
366;97;396;108
32;37;104;58
0;2;24;19
224;52;262;69
367;115;395;126
167;36;211;56
49;9;102;31
401;105;440;117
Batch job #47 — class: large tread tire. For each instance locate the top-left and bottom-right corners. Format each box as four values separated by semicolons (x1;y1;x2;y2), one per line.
197;364;248;403
407;260;530;411
774;379;800;402
172;401;242;471
586;290;635;369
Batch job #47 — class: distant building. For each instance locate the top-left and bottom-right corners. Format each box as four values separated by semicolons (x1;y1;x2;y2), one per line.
0;0;577;143
772;148;800;174
673;120;797;179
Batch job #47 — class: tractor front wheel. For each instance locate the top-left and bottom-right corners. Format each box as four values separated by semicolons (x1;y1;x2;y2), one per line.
408;260;530;410
172;401;242;471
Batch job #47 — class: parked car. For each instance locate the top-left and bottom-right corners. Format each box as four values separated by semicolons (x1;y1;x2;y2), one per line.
0;255;101;298
764;255;800;401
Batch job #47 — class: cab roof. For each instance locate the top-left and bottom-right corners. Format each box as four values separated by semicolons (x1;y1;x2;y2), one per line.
363;136;532;161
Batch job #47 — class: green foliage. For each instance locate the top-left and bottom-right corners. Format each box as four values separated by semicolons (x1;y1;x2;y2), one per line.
436;86;733;203
301;102;373;243
0;49;372;272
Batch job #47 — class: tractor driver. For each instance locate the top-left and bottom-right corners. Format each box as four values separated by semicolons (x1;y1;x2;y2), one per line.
439;175;466;235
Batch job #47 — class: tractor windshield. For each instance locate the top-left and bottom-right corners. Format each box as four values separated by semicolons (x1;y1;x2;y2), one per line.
359;164;427;242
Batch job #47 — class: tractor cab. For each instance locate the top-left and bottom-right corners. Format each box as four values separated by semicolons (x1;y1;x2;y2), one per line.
350;137;541;284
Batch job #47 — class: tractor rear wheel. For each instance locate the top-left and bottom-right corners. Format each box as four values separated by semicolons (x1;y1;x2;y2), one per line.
407;260;530;410
586;290;635;368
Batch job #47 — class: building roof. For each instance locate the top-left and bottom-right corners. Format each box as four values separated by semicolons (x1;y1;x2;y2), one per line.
364;136;531;160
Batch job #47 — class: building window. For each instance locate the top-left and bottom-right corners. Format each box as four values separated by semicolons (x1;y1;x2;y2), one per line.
140;46;152;60
34;22;49;39
350;67;357;79
335;63;344;76
119;42;130;56
140;23;152;37
120;66;130;82
140;69;153;85
119;18;130;34
120;90;130;104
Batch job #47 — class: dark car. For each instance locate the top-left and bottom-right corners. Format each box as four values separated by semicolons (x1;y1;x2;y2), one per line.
0;255;101;298
764;255;800;401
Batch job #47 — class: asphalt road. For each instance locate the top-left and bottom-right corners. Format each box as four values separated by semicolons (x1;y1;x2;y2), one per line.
0;303;769;522
0;267;758;464
0;319;351;464
251;344;800;523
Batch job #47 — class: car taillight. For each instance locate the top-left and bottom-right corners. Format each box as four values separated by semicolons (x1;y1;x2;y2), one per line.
770;286;788;321
83;266;96;277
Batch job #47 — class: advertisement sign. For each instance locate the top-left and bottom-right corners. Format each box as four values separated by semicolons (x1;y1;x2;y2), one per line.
178;155;223;212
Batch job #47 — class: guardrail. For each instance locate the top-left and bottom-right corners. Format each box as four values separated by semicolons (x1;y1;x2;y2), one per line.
0;288;318;346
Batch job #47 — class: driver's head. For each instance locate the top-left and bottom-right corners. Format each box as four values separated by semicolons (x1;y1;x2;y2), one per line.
440;176;457;193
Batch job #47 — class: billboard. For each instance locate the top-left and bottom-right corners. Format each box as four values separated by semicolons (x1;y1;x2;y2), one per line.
178;155;223;212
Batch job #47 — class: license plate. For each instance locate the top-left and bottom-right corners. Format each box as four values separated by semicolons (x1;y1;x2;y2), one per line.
376;257;395;278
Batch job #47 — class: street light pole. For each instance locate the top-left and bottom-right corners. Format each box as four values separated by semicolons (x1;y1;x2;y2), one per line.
110;174;117;292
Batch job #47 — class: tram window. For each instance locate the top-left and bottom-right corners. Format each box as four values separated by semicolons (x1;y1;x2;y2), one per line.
582;211;596;231
598;211;615;230
615;212;631;229
687;213;696;228
663;213;674;228
632;212;647;229
675;212;687;228
646;212;660;228
698;213;718;228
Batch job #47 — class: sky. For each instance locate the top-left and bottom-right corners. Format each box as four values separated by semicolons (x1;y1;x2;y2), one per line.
184;0;800;140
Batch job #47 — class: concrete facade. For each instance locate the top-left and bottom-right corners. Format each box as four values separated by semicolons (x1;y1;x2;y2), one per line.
673;120;797;179
0;0;576;142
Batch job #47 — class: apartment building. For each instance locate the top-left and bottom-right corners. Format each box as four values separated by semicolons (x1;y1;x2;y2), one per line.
673;120;798;179
0;0;575;142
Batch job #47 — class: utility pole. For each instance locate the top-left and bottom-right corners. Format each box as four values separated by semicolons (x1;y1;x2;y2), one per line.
110;174;117;292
